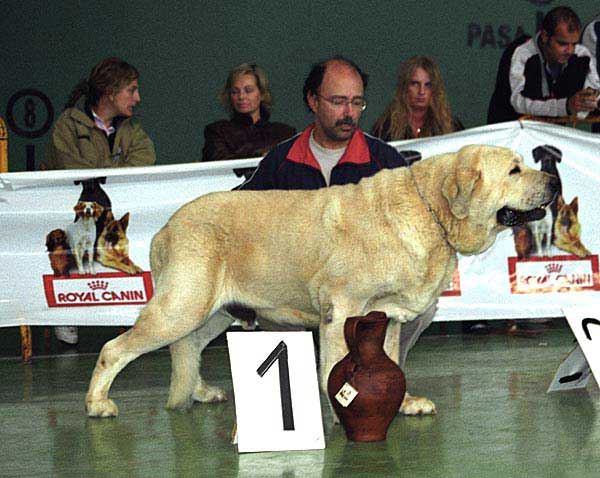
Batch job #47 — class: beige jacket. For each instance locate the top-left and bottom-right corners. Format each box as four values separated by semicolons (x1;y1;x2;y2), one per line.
46;104;156;170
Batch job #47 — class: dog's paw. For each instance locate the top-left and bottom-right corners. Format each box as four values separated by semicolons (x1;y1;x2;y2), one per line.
399;392;437;416
86;398;119;418
166;396;193;410
192;384;227;403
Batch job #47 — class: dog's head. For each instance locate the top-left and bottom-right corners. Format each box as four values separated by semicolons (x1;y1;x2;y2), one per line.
532;145;562;187
46;229;69;251
439;145;559;254
556;195;579;229
73;201;104;223
100;213;130;252
533;145;562;165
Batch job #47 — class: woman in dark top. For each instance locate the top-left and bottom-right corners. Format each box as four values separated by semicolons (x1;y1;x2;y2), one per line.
372;56;463;141
202;63;296;161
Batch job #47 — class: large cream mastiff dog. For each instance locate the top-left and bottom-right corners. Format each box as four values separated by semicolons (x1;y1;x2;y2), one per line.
86;145;558;418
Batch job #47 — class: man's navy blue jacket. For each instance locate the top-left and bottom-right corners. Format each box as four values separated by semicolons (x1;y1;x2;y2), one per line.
239;125;408;190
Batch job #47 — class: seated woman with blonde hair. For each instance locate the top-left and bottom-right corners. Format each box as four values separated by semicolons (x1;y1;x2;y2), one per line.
202;63;296;161
372;56;463;141
373;57;489;334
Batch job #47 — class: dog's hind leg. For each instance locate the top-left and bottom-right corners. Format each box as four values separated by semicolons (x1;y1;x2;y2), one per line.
167;310;234;409
191;310;234;403
86;273;221;417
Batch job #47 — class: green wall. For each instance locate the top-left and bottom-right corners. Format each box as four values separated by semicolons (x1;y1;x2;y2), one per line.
1;0;597;171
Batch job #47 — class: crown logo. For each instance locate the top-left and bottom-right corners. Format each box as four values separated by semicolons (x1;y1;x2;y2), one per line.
87;280;109;290
545;263;562;274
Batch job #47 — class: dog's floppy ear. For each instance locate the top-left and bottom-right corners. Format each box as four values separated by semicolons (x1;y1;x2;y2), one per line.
92;202;104;219
442;167;481;219
532;146;544;163
73;202;84;222
45;232;54;250
119;212;130;231
546;145;562;163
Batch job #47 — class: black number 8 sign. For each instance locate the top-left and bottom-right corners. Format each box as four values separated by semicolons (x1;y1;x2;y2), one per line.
5;89;54;139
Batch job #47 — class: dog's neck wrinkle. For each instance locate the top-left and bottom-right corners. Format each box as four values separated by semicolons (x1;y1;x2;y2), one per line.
408;166;455;251
410;164;492;255
436;200;497;255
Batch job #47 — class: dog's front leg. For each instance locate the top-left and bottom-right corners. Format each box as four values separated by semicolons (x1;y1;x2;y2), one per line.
318;298;365;423
87;245;96;275
319;320;346;423
72;247;85;275
383;319;402;367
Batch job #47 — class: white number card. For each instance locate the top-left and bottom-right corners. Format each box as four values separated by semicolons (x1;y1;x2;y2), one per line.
560;306;600;389
227;331;325;453
334;382;358;407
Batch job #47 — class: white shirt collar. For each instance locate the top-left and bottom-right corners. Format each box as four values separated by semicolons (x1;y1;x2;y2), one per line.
91;109;115;136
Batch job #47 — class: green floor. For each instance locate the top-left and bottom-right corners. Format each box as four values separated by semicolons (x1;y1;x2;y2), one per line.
2;321;599;478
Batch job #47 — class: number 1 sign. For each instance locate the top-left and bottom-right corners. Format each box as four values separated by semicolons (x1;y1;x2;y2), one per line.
561;306;600;388
227;331;325;453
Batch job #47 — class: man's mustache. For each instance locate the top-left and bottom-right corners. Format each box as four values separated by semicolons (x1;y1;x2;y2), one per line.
335;116;356;127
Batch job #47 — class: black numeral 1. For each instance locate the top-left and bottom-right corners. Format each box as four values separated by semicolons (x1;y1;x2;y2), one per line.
582;318;600;340
257;341;295;431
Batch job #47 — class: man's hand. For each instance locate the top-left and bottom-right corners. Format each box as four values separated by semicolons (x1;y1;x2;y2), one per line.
567;88;600;114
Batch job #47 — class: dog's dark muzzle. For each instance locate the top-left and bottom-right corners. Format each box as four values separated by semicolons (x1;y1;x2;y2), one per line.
497;207;546;227
496;174;560;227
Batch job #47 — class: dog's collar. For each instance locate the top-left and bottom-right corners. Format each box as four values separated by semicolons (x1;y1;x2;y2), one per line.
407;166;453;250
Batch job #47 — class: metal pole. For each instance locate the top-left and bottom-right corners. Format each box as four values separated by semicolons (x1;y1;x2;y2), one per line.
0;116;33;363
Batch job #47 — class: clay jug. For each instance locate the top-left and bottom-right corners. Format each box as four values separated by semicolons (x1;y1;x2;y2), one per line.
327;311;406;442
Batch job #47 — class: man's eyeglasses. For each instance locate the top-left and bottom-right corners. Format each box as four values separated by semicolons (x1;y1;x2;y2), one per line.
316;94;367;111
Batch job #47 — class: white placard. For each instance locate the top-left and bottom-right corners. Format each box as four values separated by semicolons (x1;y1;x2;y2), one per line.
227;331;325;453
560;306;600;389
547;344;592;392
334;382;358;407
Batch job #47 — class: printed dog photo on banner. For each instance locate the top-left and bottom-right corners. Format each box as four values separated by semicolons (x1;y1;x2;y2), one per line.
508;144;598;295
511;145;592;259
42;177;153;308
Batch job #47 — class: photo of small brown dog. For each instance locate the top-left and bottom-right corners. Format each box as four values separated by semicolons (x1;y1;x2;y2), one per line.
96;212;143;274
512;225;534;259
45;228;75;276
553;195;591;257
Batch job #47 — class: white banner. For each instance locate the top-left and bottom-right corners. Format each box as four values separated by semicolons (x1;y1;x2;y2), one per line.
1;121;599;326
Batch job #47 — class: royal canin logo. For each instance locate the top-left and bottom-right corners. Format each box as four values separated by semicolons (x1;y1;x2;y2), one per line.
43;272;154;308
508;255;600;294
